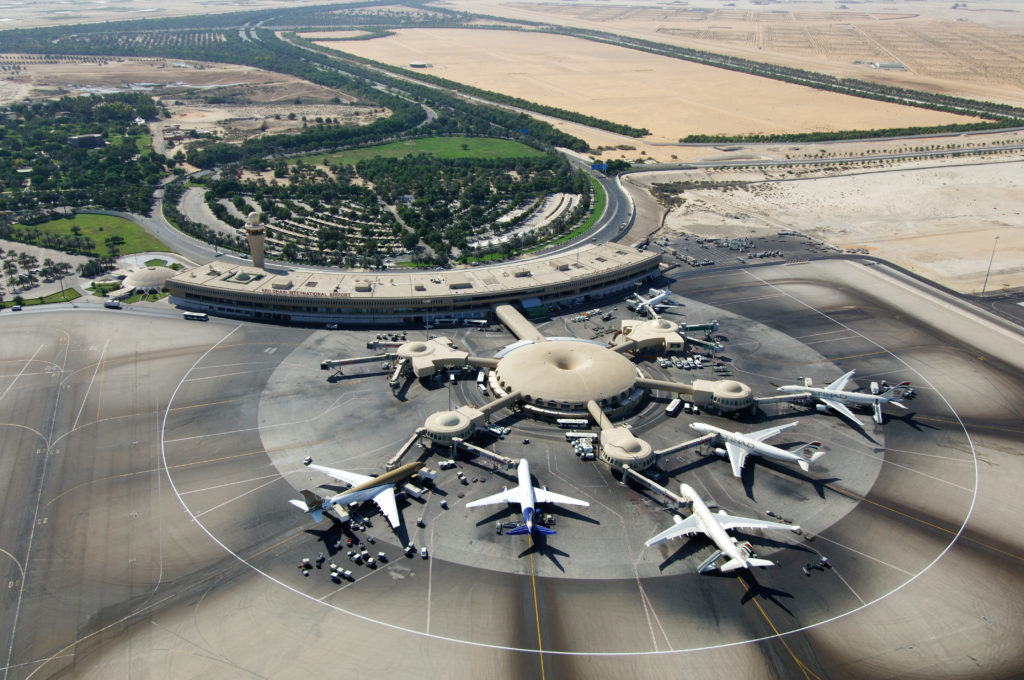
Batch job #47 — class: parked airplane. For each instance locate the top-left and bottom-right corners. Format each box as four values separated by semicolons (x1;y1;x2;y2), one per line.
631;288;680;319
689;421;824;478
645;483;798;573
465;458;588;536
289;460;424;527
777;369;910;425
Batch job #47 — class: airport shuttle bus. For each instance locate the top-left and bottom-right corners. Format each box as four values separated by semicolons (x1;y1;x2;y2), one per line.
665;398;683;416
183;311;209;321
556;418;590;429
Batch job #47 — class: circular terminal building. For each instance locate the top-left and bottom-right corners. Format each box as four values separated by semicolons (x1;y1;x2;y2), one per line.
493;339;642;417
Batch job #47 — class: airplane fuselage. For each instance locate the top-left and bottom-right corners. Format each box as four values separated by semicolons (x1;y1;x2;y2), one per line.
680;483;749;568
778;385;899;408
325;461;423;507
517;459;538;532
690;422;803;467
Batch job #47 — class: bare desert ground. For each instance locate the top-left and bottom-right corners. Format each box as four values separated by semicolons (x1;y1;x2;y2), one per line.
0;0;322;29
314;28;979;145
632;158;1024;293
0;56;384;148
441;0;1024;108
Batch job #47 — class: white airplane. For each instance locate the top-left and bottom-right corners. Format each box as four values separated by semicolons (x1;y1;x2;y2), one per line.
631;288;680;319
289;460;424;528
465;458;589;536
777;369;910;425
645;483;799;573
689;421;825;478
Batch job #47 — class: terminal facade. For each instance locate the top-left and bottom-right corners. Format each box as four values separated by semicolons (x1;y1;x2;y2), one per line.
166;244;662;325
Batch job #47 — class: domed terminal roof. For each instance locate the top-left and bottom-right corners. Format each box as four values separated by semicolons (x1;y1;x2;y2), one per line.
397;341;434;359
601;426;655;469
495;340;638;406
717;380;749;396
424;409;473;438
123;266;175;290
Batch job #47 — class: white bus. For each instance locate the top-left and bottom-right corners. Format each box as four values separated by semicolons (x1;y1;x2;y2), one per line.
183;311;209;321
665;398;682;416
565;431;599;441
556;418;590;429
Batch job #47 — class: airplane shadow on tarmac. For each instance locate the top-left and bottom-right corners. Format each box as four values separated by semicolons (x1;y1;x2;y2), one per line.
740;457;841;503
655;538;707;572
517;534;571;573
887;411;937;433
732;570;797;616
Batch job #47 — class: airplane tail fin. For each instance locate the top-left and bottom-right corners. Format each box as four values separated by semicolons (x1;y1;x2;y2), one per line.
720;557;775;573
797;443;825;472
506;524;556;536
290;490;326;523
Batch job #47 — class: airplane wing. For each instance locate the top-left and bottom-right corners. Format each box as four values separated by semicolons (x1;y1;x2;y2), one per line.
821;397;860;425
308;463;371;488
534;487;589;507
370;487;401;527
644;515;703;547
745;421;798;443
465;487;520;508
716;513;795;533
826;369;856;392
725;441;751;478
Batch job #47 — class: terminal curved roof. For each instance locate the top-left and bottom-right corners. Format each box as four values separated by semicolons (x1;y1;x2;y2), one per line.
496;340;638;406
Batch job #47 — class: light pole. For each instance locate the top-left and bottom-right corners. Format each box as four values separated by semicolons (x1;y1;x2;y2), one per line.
981;236;1000;297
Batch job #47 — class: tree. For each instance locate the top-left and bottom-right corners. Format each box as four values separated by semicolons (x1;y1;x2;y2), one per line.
104;235;126;257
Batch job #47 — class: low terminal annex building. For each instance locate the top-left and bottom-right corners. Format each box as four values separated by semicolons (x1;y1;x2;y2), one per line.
166;244;662;324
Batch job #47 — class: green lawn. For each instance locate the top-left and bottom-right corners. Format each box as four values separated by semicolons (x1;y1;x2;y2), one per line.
145;258;168;267
2;289;82;307
294;136;547;166
12;213;170;257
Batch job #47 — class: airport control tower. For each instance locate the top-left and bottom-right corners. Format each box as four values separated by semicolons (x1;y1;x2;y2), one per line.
245;211;266;270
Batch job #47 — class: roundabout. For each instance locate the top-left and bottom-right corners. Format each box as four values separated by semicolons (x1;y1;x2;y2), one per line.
179;263;975;659
1;259;1016;679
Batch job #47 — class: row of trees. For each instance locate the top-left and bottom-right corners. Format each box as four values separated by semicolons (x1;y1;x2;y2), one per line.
681;121;1020;144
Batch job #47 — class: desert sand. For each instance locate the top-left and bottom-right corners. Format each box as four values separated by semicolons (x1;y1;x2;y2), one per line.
632;158;1024;293
442;0;1024;108
314;28;979;144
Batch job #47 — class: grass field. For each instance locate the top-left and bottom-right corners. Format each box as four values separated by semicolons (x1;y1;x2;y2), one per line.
2;289;82;307
295;136;547;166
12;214;170;257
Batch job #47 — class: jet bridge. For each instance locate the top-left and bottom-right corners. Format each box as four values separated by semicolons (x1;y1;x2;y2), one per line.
621;465;688;509
385;428;426;470
755;393;810;406
653;433;716;457
321;354;388;377
388;356;408;387
451;437;517;470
